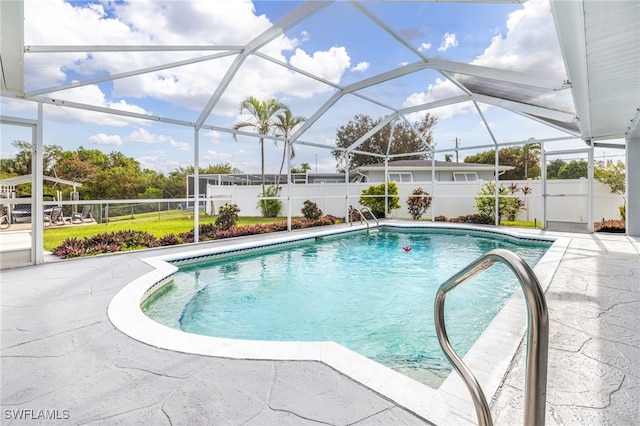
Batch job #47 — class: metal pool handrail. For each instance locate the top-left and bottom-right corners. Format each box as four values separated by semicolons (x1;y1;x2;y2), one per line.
350;206;379;234
434;249;549;426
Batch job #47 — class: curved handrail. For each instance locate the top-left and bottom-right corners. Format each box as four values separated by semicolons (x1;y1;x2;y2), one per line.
349;206;379;234
434;249;549;426
359;206;380;227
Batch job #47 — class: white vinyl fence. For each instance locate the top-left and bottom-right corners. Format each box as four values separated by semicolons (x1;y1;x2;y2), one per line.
206;178;624;223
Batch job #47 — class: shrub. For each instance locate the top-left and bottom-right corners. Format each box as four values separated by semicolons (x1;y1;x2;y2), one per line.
474;181;526;224
301;200;323;221
359;182;400;218
51;216;340;259
594;219;626;233
619;202;626;220
406;188;432;220
448;214;494;224
157;234;183;246
257;185;282;218
51;230;159;259
215;203;240;230
434;215;448;222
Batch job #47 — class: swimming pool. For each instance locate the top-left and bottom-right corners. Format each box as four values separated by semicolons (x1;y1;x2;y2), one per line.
141;227;551;387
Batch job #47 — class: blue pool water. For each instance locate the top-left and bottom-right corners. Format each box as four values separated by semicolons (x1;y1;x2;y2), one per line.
142;228;550;386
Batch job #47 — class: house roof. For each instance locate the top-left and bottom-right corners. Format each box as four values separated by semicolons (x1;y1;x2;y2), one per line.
357;160;514;172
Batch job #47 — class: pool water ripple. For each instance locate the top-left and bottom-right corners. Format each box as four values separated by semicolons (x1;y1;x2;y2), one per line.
142;229;550;387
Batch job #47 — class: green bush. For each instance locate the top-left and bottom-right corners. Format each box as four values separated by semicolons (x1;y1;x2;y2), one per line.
215;203;240;230
474;181;525;224
301;200;323;221
406;188;432;220
359;182;400;218
257;185;282;218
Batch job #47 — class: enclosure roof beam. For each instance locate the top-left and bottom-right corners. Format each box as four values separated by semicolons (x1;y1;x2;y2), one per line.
26;50;240;97
25;45;242;52
194;1;332;130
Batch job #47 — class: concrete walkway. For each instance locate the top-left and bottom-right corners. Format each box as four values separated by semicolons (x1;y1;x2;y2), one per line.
1;227;638;425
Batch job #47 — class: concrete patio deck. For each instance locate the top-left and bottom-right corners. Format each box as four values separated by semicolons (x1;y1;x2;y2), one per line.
1;225;638;425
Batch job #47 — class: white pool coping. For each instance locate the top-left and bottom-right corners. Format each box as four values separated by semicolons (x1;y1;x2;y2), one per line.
107;222;569;424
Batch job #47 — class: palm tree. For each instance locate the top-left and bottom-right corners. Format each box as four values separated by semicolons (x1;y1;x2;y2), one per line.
233;97;288;195
521;141;541;179
273;109;306;187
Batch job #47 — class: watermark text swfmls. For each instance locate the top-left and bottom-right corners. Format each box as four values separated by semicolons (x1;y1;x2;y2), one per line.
4;409;70;421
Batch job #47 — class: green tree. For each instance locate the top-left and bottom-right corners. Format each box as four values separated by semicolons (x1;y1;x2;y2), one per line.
474;181;525;224
464;144;540;180
595;160;625;194
333;113;436;171
546;159;566;179
257;185;282;217
359;182;400;218
520;142;541;179
233;97;288;195
0;140;63;176
291;162;311;174
274;109;306;187
558;160;588;179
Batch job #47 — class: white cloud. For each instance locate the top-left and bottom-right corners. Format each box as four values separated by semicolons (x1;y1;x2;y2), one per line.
418;42;432;52
405;0;569;122
437;33;458;52
87;133;122;146
47;84;150;127
202;130;222;142
170;140;191;151
125;128;170;144
351;62;370;72
203;149;232;161
289;47;351;84
471;0;566;79
23;0;353;117
137;155;183;174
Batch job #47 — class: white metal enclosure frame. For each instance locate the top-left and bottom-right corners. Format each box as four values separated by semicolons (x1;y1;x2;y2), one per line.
1;0;639;245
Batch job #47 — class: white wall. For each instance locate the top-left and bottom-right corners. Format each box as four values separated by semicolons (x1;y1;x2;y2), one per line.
206;179;624;223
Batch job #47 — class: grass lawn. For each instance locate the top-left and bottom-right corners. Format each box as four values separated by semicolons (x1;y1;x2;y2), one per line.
43;210;296;251
500;220;542;229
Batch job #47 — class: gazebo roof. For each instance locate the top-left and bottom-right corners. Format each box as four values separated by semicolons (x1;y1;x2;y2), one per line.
0;174;82;189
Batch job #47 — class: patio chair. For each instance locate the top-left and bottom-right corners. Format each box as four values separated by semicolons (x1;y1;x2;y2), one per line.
44;206;69;226
71;205;95;223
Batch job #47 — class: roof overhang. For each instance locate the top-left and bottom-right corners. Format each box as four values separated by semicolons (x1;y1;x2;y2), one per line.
0;0;24;95
550;0;640;141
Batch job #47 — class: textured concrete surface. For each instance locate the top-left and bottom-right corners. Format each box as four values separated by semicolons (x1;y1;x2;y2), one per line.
1;230;431;425
1;227;639;425
491;232;640;425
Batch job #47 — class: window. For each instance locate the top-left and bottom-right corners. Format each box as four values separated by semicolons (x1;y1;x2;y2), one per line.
453;172;479;181
388;172;413;182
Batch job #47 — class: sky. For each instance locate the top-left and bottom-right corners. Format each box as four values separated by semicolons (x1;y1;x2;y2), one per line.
1;0;621;175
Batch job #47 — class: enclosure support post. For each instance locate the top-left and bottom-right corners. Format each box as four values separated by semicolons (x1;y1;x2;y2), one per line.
344;156;349;223
33;103;44;264
587;141;594;231
541;142;547;229
494;147;499;226
193;129;200;243
287;140;292;232
627;129;640;236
